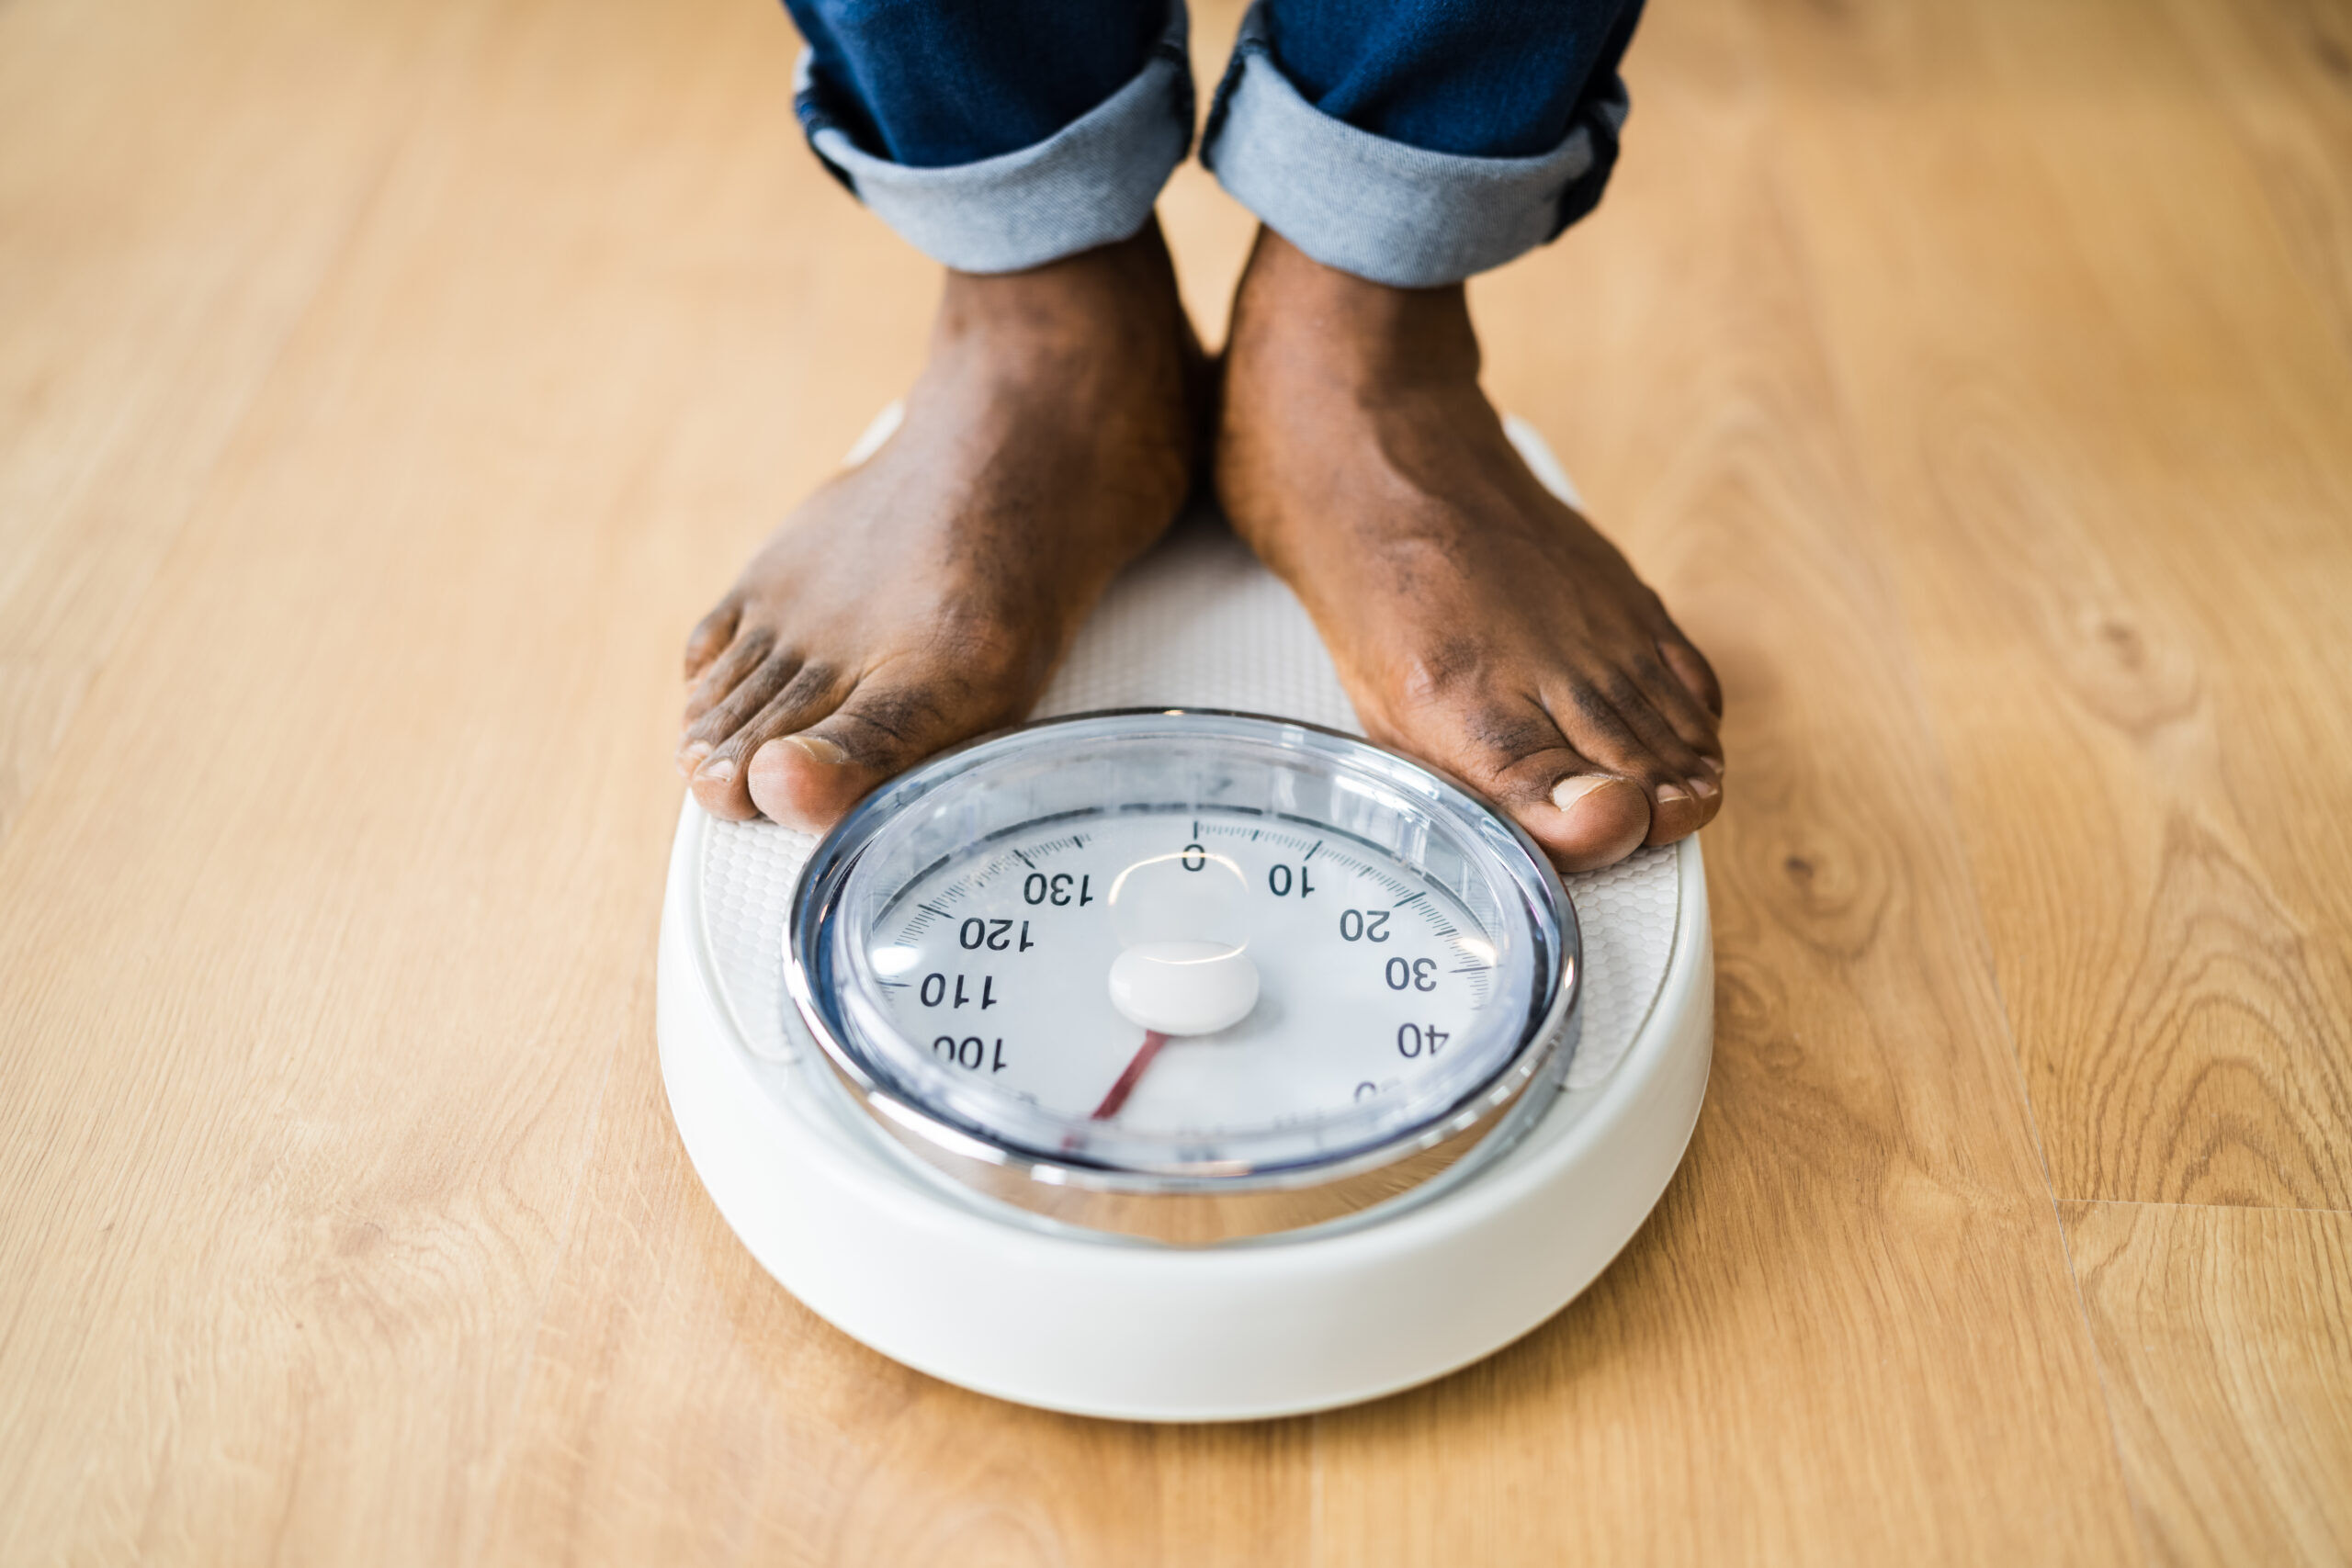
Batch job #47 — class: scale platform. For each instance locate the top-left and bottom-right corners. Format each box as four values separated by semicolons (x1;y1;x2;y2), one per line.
656;415;1712;1421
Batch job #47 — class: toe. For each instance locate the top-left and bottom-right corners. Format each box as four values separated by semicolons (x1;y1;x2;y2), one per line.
1630;643;1725;767
682;625;775;731
679;639;796;777
1600;668;1720;782
1645;778;1713;846
1657;629;1723;718
684;594;742;681
687;660;851;821
747;659;1018;833
1542;676;1723;847
745;732;865;832
1394;694;1654;873
1543;773;1655;870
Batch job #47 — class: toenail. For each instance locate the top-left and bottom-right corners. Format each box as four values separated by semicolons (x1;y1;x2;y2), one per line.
677;741;712;775
1689;775;1719;800
779;734;850;765
1696;755;1724;777
1551;774;1619;811
696;756;736;784
1656;783;1691;805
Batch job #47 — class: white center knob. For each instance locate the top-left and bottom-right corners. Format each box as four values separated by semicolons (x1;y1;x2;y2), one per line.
1106;941;1260;1036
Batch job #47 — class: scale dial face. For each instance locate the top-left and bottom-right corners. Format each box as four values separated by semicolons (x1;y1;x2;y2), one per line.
872;811;1496;1129
786;711;1579;1238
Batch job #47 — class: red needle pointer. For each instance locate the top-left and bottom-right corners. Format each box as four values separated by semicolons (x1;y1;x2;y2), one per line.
1091;1031;1170;1121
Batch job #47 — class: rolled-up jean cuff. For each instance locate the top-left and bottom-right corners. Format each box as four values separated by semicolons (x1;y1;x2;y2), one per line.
1201;4;1628;288
797;4;1193;275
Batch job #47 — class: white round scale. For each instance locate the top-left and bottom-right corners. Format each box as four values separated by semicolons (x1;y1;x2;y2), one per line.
656;413;1712;1421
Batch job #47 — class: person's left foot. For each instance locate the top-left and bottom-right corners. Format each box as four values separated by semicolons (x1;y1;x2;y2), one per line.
1215;229;1724;872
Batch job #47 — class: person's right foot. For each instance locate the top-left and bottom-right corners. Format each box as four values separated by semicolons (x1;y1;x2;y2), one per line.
677;221;1204;830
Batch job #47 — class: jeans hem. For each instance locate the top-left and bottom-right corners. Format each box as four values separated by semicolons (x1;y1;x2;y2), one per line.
797;2;1193;275
1201;2;1627;287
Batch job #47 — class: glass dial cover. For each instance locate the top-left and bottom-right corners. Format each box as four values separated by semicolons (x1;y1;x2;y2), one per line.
786;711;1579;1222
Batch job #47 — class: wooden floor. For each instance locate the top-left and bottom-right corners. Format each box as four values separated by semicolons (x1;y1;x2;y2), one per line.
5;0;2348;1562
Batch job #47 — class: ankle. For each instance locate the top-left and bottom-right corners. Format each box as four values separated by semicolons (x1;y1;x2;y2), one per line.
1228;229;1481;389
935;221;1189;367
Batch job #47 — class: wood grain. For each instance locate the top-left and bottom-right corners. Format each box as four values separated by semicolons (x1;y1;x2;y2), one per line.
3;0;2347;1561
0;0;483;845
1758;0;2352;1209
2165;0;2352;364
2065;1202;2352;1566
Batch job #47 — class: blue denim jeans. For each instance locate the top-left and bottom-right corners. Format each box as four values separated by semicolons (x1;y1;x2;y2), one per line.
786;0;1643;286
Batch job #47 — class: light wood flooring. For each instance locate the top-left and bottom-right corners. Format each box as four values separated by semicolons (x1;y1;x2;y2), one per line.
4;0;2348;1562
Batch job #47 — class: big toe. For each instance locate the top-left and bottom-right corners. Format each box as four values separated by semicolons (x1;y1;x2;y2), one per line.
746;731;875;834
1395;697;1655;873
747;664;1015;834
1536;773;1654;872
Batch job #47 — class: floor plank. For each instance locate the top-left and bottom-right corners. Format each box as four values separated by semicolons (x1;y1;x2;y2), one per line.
2166;0;2352;367
0;0;481;847
2065;1202;2352;1567
1759;0;2352;1210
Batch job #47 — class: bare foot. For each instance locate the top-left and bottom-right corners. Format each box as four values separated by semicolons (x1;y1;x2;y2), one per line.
1216;229;1724;872
679;221;1204;829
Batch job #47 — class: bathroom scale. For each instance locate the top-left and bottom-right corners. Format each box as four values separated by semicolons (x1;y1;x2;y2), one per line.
655;410;1712;1422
